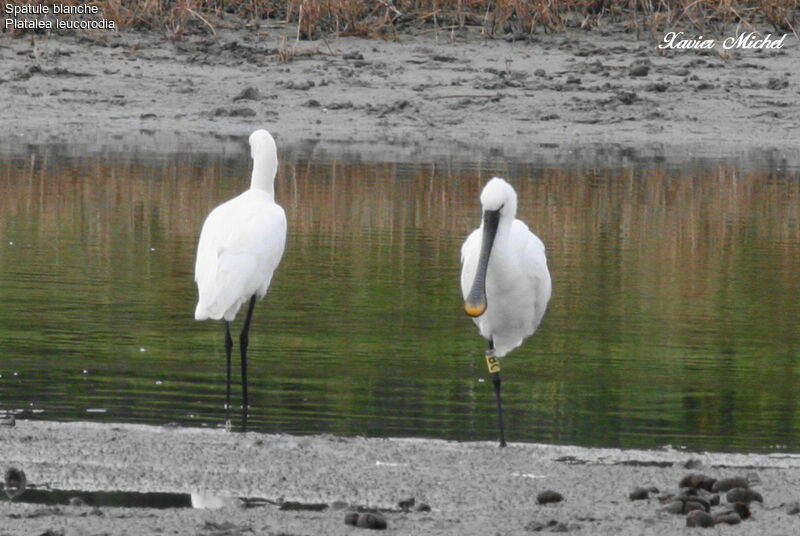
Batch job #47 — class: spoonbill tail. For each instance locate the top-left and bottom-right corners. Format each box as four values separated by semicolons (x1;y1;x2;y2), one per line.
461;177;551;447
194;129;287;431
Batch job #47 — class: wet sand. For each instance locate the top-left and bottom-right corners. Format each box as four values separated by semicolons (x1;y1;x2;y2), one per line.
2;17;800;535
1;17;798;159
4;420;800;535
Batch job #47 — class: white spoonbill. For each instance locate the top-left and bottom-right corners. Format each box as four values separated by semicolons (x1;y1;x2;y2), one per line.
461;177;551;447
194;129;287;431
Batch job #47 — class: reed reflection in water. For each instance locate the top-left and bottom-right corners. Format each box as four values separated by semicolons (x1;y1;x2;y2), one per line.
0;141;798;452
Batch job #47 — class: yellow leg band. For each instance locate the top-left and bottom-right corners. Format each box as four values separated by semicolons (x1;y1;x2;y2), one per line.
485;354;500;374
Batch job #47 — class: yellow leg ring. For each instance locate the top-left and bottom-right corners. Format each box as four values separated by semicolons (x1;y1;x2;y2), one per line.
485;354;501;374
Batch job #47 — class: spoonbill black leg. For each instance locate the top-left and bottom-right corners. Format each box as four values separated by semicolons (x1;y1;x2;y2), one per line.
239;295;257;431
224;321;233;430
486;339;506;448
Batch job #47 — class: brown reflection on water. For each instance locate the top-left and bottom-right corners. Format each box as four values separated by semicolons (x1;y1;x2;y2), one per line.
0;143;798;450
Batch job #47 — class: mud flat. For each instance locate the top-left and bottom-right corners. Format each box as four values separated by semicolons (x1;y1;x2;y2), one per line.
2;420;800;535
0;18;798;161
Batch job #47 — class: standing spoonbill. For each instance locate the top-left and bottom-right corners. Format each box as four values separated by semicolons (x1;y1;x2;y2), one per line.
461;177;551;447
194;129;287;431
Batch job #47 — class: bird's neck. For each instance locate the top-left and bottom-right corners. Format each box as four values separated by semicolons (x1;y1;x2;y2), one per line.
250;155;276;198
491;215;514;253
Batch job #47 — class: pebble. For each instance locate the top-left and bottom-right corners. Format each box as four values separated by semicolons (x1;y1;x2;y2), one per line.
629;487;650;501
713;510;742;525
525;519;571;532
233;87;261;101
733;502;751;519
398;497;415;511
726;487;763;504
4;467;26;499
663;496;709;514
767;77;788;90
629;64;650;77
686;510;715;528
537;490;564;504
711;477;748;493
284;80;315;91
683;459;704;469
679;473;717;491
213;107;256;117
344;512;387;530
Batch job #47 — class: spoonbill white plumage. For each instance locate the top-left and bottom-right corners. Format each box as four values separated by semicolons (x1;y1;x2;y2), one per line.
461;177;551;447
194;129;287;431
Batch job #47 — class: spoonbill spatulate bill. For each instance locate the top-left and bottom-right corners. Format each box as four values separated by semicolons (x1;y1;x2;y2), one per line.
194;129;287;431
461;177;552;447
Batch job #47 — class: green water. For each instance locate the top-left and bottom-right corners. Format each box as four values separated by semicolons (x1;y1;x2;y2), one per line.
0;140;798;452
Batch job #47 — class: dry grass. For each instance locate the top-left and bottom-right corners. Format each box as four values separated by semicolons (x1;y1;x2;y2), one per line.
2;0;797;38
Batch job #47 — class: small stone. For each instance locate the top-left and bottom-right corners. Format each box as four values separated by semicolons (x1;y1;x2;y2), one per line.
524;520;569;532
4;467;26;499
355;512;387;530
726;487;763;504
233;86;261;101
630;64;649;77
285;80;315;91
342;51;364;60
537;490;564;504
213;107;257;117
663;496;710;515
678;495;710;511
684;500;707;513
683;459;703;469
415;503;431;512
616;91;638;105
713;511;742;525
680;473;717;491
733;502;751;519
767;77;788;90
629;487;650;501
786;502;800;515
712;477;748;493
398;497;415;511
686;510;715;528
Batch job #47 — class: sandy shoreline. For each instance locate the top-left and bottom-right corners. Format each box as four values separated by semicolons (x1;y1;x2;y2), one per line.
4;420;800;535
1;19;798;161
2;17;800;535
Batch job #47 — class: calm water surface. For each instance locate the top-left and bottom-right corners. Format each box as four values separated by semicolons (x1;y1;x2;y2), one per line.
1;139;798;452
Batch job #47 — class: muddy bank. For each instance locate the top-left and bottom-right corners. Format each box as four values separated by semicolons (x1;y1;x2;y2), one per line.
1;18;798;162
3;420;800;535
